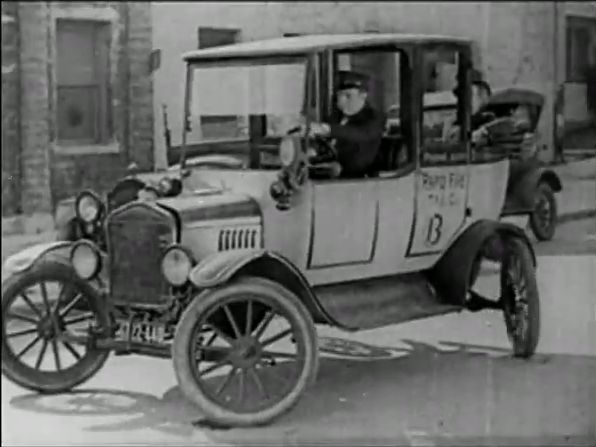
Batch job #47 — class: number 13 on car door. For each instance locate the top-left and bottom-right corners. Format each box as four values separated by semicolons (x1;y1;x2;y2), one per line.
408;166;469;256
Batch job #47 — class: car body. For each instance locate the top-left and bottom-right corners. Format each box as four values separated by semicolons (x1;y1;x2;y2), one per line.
2;33;541;427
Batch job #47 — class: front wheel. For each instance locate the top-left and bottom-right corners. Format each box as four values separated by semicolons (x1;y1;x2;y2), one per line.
530;182;557;241
501;238;540;357
1;261;111;393
172;276;319;427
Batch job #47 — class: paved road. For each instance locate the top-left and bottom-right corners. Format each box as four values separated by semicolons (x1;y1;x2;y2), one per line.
2;254;595;445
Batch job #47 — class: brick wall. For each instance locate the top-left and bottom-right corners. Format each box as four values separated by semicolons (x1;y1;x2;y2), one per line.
1;1;21;215
127;1;154;171
18;2;53;215
2;2;154;216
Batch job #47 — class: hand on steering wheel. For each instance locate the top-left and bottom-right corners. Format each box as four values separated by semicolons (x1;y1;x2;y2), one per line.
308;136;337;164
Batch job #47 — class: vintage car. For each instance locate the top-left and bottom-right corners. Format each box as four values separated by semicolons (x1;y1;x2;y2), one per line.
2;34;540;428
478;88;563;241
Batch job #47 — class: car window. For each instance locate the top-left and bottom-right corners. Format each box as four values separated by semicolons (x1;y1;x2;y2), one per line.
332;47;414;172
420;47;467;165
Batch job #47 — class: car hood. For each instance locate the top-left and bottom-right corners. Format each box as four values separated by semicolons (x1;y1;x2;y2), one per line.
156;190;261;225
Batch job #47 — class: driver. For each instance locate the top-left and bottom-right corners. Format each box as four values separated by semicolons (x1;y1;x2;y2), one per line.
305;70;385;178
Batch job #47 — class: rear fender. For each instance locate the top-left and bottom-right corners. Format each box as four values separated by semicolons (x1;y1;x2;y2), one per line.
189;250;334;325
427;220;535;306
3;241;72;276
503;166;562;213
538;169;562;192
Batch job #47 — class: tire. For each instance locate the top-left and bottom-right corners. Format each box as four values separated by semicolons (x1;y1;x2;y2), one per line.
2;260;111;393
172;276;319;427
529;182;557;241
500;238;540;358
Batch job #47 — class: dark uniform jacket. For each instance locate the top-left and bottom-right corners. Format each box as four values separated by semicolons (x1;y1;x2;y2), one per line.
328;103;385;178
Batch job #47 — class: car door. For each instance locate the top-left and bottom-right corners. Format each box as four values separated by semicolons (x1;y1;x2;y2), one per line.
406;44;471;263
307;179;379;270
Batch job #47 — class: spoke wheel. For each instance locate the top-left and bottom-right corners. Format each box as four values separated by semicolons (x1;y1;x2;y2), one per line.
529;182;557;241
500;239;540;358
173;276;318;427
2;261;110;393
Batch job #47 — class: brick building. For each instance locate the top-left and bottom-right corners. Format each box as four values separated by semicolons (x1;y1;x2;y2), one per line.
1;1;154;218
151;1;595;168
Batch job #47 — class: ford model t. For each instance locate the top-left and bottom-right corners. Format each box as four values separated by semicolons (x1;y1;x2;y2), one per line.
2;34;540;427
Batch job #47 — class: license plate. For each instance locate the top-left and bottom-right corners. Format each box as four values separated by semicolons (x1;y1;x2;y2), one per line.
115;320;166;344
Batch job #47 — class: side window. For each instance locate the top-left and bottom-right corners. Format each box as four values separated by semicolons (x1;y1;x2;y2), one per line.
421;47;466;165
333;48;413;169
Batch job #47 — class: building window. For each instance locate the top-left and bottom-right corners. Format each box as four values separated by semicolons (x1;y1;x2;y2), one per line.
56;19;111;144
566;15;596;82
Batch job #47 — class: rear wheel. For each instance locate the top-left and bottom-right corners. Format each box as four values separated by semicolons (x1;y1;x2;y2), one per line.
500;238;540;357
172;276;318;427
1;261;111;393
530;182;557;241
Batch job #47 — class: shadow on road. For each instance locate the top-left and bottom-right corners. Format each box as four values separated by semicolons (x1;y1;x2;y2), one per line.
9;338;596;445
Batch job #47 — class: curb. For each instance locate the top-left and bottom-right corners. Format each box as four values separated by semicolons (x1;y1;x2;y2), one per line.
557;209;596;224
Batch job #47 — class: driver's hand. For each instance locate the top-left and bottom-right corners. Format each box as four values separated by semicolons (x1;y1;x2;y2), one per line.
306;147;317;158
472;126;489;144
308;122;331;137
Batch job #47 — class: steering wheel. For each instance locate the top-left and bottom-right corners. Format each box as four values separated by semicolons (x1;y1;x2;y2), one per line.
285;126;341;178
308;136;337;164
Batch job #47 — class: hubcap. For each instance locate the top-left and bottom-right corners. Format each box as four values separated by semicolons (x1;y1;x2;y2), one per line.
229;337;262;368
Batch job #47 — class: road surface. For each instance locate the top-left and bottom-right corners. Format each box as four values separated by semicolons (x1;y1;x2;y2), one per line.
1;219;595;446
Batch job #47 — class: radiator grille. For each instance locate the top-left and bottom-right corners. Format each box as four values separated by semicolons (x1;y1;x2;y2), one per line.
107;204;175;306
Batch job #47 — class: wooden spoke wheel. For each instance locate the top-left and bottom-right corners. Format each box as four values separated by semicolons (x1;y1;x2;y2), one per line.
1;261;110;393
173;276;318;427
500;239;540;357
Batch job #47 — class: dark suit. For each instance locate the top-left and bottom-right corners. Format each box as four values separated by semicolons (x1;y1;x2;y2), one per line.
328;103;385;178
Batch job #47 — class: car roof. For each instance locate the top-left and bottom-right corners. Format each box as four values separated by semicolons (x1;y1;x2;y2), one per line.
183;33;471;61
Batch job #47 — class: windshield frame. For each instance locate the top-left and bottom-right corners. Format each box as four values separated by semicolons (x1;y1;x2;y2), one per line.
179;54;313;169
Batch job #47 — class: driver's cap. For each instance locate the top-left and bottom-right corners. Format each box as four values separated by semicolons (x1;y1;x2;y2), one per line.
336;70;370;92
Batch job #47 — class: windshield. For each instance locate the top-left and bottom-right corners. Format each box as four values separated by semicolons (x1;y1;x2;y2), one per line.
185;57;307;143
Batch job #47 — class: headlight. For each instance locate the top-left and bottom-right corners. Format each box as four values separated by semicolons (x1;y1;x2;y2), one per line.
76;191;102;223
161;245;193;286
70;240;101;280
279;137;297;167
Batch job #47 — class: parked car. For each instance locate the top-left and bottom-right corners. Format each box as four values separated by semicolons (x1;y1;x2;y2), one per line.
478;88;563;241
2;33;540;428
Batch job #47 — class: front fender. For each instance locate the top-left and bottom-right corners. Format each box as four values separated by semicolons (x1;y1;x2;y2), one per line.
188;249;333;325
2;241;72;277
427;220;535;306
189;249;268;289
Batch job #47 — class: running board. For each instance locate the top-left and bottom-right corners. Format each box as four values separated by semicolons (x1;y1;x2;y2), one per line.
313;272;463;331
